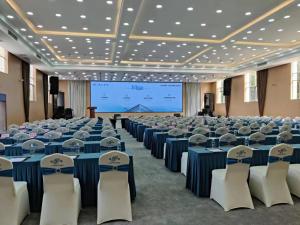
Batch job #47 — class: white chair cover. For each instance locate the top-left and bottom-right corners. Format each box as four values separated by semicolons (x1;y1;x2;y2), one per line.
73;131;90;140
287;164;300;198
43;131;62;141
47;123;60;130
8;128;20;136
56;127;70;134
215;127;229;136
188;134;208;145
101;129;117;138
100;137;120;148
8;124;19;129
192;127;209;135
32;127;47;135
40;154;81;225
249;132;266;144
219;133;237;145
12;133;30;142
233;123;243;129
22;139;45;154
238;126;251;135
62;138;84;153
260;125;273;134
279;125;292;133
97;151;132;224
277;131;293;143
80;126;93;132
249;122;260;129
0;143;5;155
102;126;113;131
249;144;294;207
167;128;184;137
0;157;30;225
210;146;254;211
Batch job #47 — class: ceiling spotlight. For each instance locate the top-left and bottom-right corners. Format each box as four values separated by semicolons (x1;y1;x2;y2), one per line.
55;13;62;17
245;12;251;16
175;21;181;25
106;16;112;20
201;23;206;27
187;7;194;11
268;18;275;22
156;4;163;8
82;27;88;30
106;0;113;5
166;32;172;35
189;33;194;37
77;0;84;2
216;9;222;14
284;15;290;19
27;11;34;16
226;25;231;28
61;26;67;29
123;22;129;26
142;30;148;34
148;19;155;23
80;15;86;19
105;28;111;32
20;28;26;32
211;35;217;38
127;7;134;11
37;24;43;28
7;15;14;19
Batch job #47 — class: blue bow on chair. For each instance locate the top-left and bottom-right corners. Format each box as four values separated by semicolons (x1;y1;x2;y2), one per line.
0;169;13;177
99;164;129;172
41;167;74;175
226;157;252;165
268;155;291;163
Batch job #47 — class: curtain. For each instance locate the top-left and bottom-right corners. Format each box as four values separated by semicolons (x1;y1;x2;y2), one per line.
68;80;87;117
225;96;231;117
185;83;200;116
42;73;48;119
21;61;30;122
257;69;268;116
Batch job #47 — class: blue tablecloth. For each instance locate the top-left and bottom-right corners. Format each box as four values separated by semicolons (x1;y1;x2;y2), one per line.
4;141;126;156
136;125;147;142
132;122;139;138
165;138;188;172
151;132;168;159
186;144;300;197
8;151;136;212
143;128;159;149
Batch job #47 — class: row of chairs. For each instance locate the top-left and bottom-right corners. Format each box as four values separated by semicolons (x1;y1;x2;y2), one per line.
0;151;132;225
208;144;299;211
0;137;122;155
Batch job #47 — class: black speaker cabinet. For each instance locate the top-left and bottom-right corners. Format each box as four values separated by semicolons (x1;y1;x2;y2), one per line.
223;78;232;96
204;93;214;111
50;76;59;95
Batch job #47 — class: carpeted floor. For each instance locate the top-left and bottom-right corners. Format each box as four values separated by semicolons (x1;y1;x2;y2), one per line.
23;129;300;225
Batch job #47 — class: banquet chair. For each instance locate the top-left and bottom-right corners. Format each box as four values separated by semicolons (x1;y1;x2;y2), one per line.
0;143;5;155
66;123;78;129
249;122;260;130
40;154;81;225
97;151;132;224
100;137;121;151
22;139;45;154
210;146;254;211
80;126;93;132
12;133;30;143
8;124;19;130
219;133;237;147
56;127;70;134
62;138;84;154
238;126;251;136
214;123;226;130
8;128;20;136
47;123;60;130
101;129;117;138
0;157;30;225
192;127;210;136
73;130;90;141
32;127;47;135
163;128;185;159
43;131;62;142
102;125;113;131
248;132;266;146
249;144;294;207
233;123;243;130
260;125;273;135
215;127;229;137
277;131;293;144
279;125;292;133
181;134;208;176
287;164;300;198
267;121;277;128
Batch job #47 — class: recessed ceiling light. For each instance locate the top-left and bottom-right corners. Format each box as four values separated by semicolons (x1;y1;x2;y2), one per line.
216;9;222;14
106;16;112;20
27;11;34;16
77;0;84;2
297;3;300;7
123;22;129;26
245;12;251;16
61;26;67;29
226;25;231;28
275;39;280;42
80;15;86;19
105;28;111;32
121;33;126;36
127;7;134;11
268;18;275;22
34;41;39;45
106;0;113;5
211;35;217;38
175;21;181;25
258;38;263;41
247;30;252;34
187;7;194;11
82;27;88;30
260;27;266;31
20;28;26;32
7;15;14;19
148;19;154;23
166;32;172;35
156;4;163;8
189;33;194;37
142;30;148;34
277;28;283;32
284;15;290;19
297;30;300;33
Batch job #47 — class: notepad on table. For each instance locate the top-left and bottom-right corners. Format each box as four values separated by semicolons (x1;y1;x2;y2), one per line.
209;148;223;152
9;157;27;163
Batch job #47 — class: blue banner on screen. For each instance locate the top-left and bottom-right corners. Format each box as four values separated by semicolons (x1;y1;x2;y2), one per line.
91;82;183;113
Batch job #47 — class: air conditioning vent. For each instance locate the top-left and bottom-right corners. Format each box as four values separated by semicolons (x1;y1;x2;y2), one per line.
8;30;18;41
36;54;41;59
257;61;267;67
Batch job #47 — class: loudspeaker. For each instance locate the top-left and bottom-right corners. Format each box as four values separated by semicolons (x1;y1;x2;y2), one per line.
50;76;59;94
204;93;214;111
223;78;232;96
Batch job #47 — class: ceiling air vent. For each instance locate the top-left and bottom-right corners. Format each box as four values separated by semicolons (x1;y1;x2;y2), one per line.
257;61;267;67
36;54;41;60
8;30;18;41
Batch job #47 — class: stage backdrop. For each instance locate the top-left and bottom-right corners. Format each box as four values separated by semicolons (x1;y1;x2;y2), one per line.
90;81;183;113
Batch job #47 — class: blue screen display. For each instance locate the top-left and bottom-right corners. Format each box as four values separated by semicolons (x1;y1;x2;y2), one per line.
90;81;183;113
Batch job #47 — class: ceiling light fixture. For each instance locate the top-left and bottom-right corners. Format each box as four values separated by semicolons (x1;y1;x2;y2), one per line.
27;11;34;16
187;7;194;11
127;7;134;11
7;15;14;19
106;1;113;5
55;13;62;17
245;12;251;16
216;9;222;14
175;21;181;25
148;19;154;23
80;15;86;19
156;4;163;8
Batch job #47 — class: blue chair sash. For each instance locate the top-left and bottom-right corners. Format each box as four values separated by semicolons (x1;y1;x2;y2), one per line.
226;157;252;165
0;169;13;177
41;167;74;175
99;164;129;172
268;155;291;163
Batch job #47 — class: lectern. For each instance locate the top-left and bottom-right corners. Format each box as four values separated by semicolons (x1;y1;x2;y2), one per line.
87;106;97;118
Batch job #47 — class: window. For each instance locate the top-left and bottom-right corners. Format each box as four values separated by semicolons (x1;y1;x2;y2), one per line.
30;65;37;101
216;80;225;104
0;47;8;74
244;71;257;102
291;61;300;100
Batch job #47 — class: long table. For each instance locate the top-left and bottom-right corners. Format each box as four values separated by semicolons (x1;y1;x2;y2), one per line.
185;144;300;197
8;152;136;212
